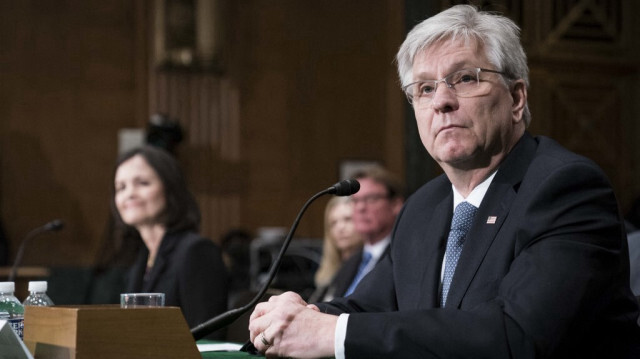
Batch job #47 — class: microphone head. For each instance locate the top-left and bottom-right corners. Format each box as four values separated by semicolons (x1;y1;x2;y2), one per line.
330;179;360;196
43;219;64;231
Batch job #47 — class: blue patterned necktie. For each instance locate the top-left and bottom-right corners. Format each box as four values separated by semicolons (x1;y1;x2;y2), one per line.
345;251;373;296
441;201;478;307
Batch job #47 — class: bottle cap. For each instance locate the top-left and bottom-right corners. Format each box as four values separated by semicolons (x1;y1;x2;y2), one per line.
28;281;47;292
0;282;15;292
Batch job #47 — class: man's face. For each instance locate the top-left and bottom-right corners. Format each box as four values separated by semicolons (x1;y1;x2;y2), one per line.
411;39;525;169
350;178;402;243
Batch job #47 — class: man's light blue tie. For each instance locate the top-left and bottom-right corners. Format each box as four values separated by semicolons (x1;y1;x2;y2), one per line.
345;251;373;296
440;201;478;307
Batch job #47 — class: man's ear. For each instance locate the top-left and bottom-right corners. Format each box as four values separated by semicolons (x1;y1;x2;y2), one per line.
511;80;527;123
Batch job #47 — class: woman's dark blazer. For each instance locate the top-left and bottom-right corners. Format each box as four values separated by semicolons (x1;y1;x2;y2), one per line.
126;230;229;339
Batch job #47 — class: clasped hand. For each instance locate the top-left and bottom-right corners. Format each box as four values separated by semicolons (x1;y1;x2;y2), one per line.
249;291;337;358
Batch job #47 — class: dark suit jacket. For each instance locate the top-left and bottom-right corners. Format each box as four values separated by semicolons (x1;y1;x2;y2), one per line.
317;246;390;301
319;133;640;358
125;230;229;339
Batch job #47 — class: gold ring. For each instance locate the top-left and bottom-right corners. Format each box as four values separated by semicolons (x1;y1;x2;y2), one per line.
260;332;271;346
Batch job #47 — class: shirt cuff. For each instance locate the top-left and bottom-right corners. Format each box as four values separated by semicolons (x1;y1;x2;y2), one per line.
334;313;349;359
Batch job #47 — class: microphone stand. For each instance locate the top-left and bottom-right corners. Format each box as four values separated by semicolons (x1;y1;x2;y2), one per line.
190;180;359;340
8;220;64;282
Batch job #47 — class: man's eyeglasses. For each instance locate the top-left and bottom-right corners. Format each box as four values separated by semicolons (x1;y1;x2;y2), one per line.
402;67;507;106
349;193;389;206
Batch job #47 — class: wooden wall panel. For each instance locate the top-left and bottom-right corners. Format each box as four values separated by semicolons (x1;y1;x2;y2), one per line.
149;0;405;242
4;0;637;271
0;0;147;266
529;0;639;212
150;71;244;243
230;0;405;239
1;0;405;268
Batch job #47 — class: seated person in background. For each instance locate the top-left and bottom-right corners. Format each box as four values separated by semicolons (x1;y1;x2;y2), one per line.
248;5;640;358
220;228;253;296
326;165;405;298
112;145;228;339
309;196;364;302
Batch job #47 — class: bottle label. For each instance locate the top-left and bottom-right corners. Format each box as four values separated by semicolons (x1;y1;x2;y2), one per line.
8;318;24;340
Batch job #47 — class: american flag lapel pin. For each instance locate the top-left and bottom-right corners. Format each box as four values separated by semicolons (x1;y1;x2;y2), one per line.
486;216;497;224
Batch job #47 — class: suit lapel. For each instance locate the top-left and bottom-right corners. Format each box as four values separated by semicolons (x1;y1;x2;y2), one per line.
143;254;165;292
445;179;515;307
333;251;362;296
415;191;453;308
126;248;148;293
445;133;537;308
142;232;178;292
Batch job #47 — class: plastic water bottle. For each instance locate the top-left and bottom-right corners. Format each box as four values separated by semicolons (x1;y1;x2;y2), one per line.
23;281;54;307
0;281;25;340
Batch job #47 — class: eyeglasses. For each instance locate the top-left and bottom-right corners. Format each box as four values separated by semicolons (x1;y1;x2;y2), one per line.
349;193;389;206
402;68;506;106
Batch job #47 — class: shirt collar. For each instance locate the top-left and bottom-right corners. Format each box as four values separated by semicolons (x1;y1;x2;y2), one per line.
363;235;390;260
452;170;498;210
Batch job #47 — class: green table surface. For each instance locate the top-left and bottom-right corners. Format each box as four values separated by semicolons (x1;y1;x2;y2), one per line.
198;340;263;358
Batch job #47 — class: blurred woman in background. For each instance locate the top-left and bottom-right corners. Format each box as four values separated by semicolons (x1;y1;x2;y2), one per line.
112;145;228;339
309;196;363;302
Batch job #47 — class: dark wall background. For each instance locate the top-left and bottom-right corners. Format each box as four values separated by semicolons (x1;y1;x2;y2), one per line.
0;0;638;271
0;0;404;268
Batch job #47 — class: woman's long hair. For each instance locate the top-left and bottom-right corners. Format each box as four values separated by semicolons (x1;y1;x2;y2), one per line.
314;197;360;287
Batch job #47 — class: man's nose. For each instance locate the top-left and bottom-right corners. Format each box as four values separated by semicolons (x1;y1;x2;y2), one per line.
430;82;459;113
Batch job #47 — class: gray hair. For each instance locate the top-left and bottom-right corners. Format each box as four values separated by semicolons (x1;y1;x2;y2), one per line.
396;5;531;127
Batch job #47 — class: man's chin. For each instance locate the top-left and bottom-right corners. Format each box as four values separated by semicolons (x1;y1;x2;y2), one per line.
436;151;474;166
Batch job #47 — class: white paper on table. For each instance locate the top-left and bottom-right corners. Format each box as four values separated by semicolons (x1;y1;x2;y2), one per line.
0;320;34;359
197;342;243;352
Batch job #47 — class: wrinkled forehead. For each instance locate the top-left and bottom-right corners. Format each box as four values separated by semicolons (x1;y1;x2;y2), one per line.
412;37;488;78
419;36;485;64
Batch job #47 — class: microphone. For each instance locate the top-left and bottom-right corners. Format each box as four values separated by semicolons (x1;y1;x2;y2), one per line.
8;219;64;282
328;178;360;196
190;179;360;340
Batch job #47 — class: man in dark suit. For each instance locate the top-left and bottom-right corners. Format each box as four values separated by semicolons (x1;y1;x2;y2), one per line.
248;5;640;358
318;166;404;301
